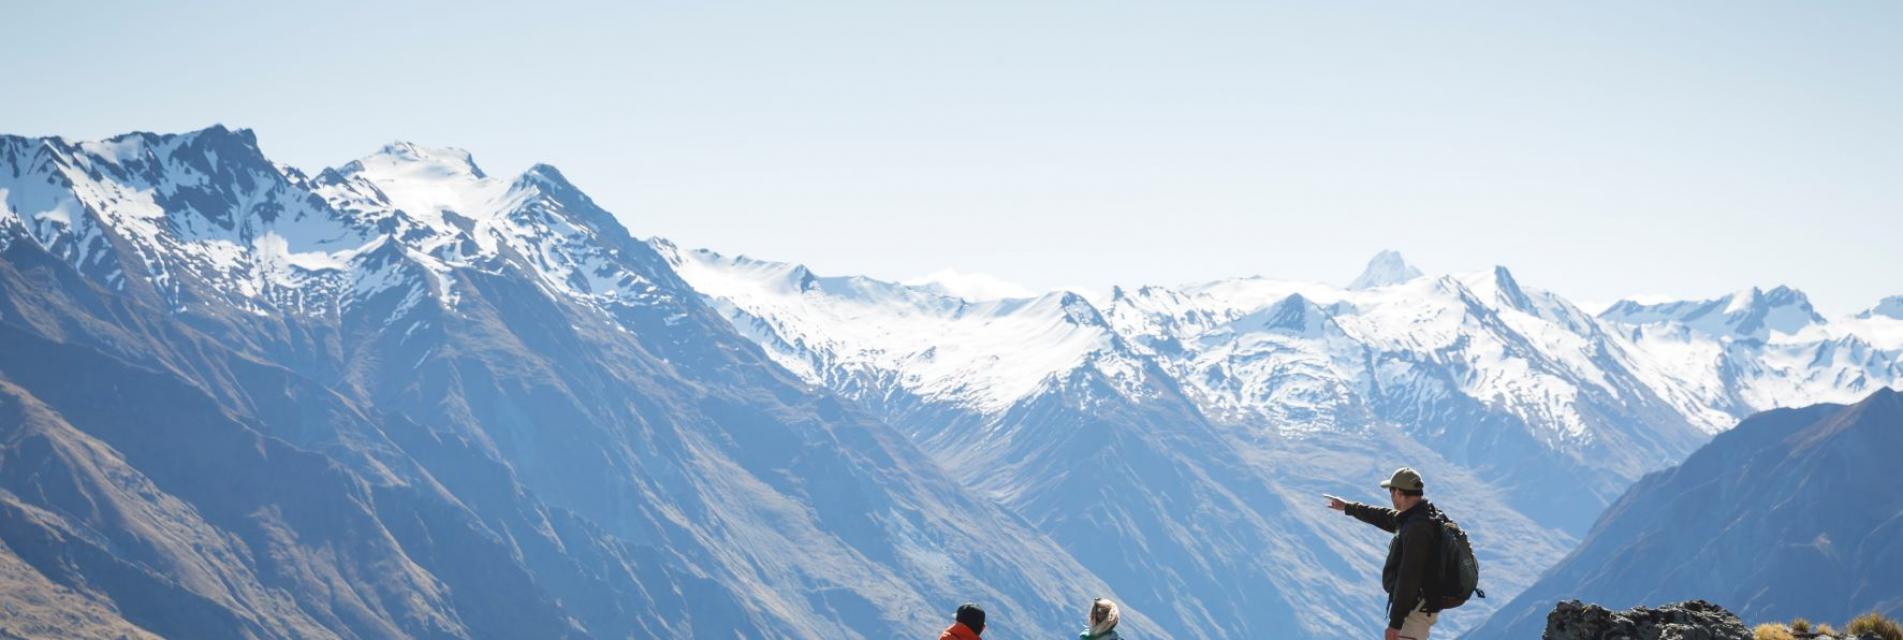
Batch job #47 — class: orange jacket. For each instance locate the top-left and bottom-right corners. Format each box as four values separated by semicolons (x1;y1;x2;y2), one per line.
939;622;982;640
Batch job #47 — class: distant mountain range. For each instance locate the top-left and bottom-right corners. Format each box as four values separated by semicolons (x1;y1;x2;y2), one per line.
1;126;1897;638
1464;387;1903;639
658;239;1900;637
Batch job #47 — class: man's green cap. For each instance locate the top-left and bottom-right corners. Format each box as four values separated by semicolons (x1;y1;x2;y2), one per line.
1380;467;1424;492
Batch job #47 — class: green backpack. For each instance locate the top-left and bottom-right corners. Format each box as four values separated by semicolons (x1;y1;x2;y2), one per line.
1427;510;1485;610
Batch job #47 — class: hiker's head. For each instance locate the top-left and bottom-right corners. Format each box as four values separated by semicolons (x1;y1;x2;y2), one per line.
1380;467;1424;509
1088;598;1111;632
956;603;986;635
1088;598;1120;633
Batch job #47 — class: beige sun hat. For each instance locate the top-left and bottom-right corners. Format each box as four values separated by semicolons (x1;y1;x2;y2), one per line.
1379;467;1424;492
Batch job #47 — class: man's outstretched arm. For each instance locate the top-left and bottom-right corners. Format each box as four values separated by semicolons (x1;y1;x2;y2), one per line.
1329;496;1400;532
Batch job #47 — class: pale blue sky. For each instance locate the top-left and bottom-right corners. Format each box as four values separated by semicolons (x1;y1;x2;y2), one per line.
5;1;1899;313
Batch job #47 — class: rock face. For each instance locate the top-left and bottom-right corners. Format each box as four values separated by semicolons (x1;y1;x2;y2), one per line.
1543;600;1750;640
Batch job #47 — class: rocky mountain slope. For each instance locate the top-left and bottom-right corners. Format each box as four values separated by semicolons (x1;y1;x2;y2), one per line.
1464;388;1903;640
0;126;1148;639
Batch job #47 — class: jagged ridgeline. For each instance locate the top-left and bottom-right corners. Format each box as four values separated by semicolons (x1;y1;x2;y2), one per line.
2;127;1900;639
0;127;1145;639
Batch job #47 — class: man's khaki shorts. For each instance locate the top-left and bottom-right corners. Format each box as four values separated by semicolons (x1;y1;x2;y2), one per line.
1398;601;1439;640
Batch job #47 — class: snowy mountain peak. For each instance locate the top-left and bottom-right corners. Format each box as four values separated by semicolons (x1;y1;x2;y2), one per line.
332;142;511;234
1600;285;1825;340
58;124;275;189
1726;284;1804;310
1347;249;1423;289
1478;265;1531;310
1053;290;1108;326
1;127;692;327
0;125;393;315
1706;285;1817;335
73;124;266;167
84;123;254;151
1858;295;1903;320
1249;293;1332;335
177;123;261;150
516;162;567;189
659;244;1141;413
356;141;486;180
503;162;624;231
1598;298;1672;323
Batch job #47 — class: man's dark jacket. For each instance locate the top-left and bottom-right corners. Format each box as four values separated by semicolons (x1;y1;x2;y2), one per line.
1344;500;1438;630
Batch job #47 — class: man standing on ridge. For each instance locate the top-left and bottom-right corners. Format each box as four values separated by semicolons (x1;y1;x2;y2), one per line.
1328;467;1441;640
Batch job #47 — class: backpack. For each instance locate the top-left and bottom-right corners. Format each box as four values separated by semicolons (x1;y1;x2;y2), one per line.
1426;509;1485;610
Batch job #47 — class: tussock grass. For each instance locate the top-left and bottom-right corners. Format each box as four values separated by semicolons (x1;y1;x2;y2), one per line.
1753;622;1794;640
1848;611;1903;640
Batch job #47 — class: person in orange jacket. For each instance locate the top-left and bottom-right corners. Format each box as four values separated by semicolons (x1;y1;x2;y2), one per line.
938;603;986;639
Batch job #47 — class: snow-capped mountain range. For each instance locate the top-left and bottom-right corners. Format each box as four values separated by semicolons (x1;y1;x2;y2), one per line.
668;242;1901;455
1601;285;1903;419
0;128;678;324
661;242;1899;504
0;126;1147;639
1;126;1896;639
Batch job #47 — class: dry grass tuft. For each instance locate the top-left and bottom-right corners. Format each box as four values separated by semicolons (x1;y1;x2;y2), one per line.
1848;612;1903;640
1753;622;1794;640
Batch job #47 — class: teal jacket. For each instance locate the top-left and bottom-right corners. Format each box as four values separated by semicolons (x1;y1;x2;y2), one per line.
1080;630;1121;640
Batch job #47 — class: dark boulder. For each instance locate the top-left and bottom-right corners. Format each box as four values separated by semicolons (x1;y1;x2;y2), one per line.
1543;600;1750;640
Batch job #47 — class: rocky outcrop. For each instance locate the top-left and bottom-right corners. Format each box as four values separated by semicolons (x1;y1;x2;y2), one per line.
1541;601;1891;640
1543;600;1751;640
